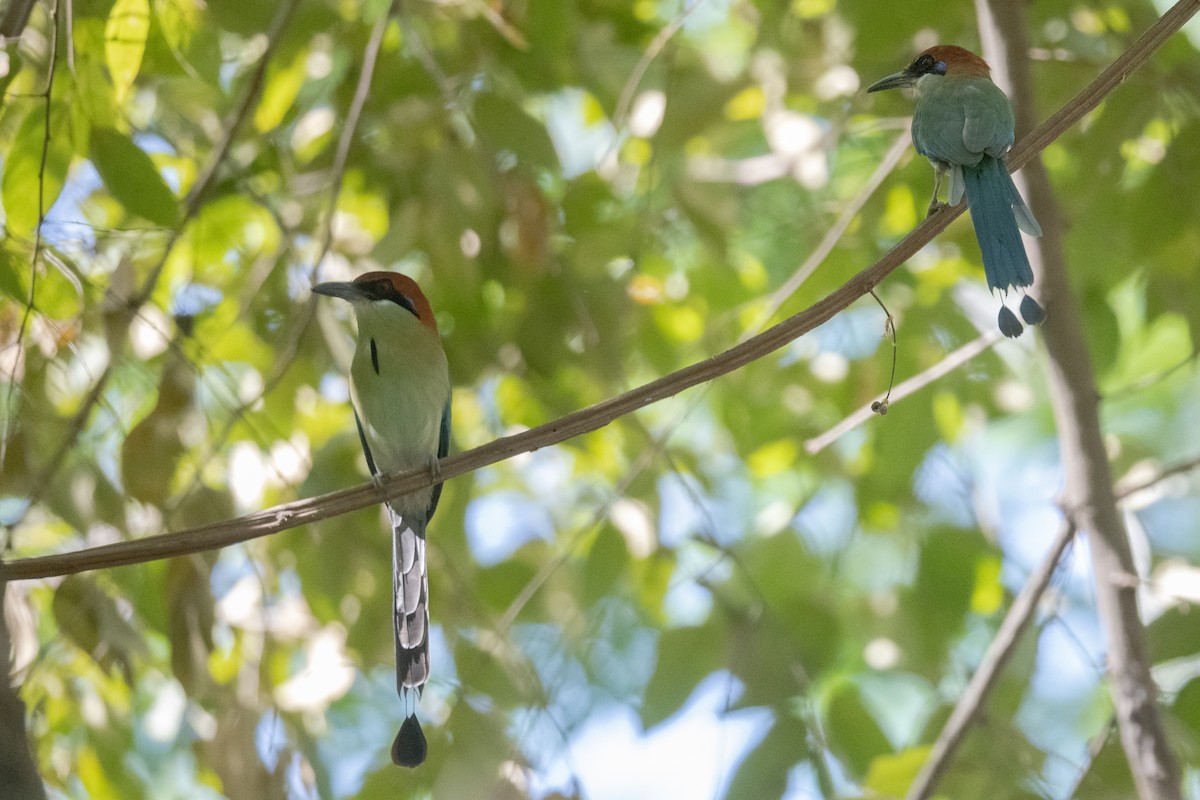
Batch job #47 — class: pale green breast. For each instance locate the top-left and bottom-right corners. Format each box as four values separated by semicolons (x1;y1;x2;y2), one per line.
348;302;450;492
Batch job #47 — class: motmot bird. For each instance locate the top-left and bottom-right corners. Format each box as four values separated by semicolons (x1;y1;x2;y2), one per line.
868;45;1045;337
312;271;451;768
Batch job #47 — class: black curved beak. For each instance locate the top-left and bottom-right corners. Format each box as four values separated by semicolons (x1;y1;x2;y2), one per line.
866;69;917;93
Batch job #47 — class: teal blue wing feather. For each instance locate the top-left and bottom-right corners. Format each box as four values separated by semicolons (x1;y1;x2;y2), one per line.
353;407;379;477
427;395;451;520
960;81;1014;157
914;78;1013;166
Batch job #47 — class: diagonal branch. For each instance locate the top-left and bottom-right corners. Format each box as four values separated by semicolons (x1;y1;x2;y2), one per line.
0;0;37;40
745;126;912;338
2;0;1196;583
904;455;1200;800
805;331;1001;455
905;521;1077;800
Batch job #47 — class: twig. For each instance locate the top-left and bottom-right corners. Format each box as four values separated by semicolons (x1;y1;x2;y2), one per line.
0;0;58;474
904;521;1077;800
601;0;706;165
177;0;298;224
804;332;1001;454
1105;348;1198;399
0;0;36;40
311;2;393;277
6;0;301;533
743;127;911;338
866;289;897;413
1114;455;1200;500
1;0;1191;582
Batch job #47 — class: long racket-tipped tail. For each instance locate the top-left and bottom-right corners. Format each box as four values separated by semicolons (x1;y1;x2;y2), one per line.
963;155;1045;336
390;509;430;767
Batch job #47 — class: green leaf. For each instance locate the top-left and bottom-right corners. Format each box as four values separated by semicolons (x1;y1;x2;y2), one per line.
1172;677;1200;740
253;45;308;133
900;528;986;672
824;680;893;777
2;103;76;237
1146;606;1200;663
641;623;723;730
583;525;630;605
105;0;151;104
89;127;180;226
863;746;931;799
724;714;809;800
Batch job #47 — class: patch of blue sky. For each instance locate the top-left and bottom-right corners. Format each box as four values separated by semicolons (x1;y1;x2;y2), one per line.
913;442;976;528
255;709;288;773
784;760;831;800
530;89;616;179
663;542;723;625
88;399;126;492
1004;610;1106;795
132;132;181;195
1029;610;1105;703
465;489;556;566
535;671;772;800
41;161;102;249
513;623;596;727
781;305;888;366
917;422;1066;588
657;470;752;548
583;598;658;700
173;282;224;317
793;478;858;557
857;670;938;748
317;371;349;403
1137;497;1200;558
516;444;575;497
0;497;30;526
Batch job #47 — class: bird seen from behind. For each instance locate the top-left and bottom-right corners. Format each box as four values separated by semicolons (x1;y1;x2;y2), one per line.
868;44;1046;337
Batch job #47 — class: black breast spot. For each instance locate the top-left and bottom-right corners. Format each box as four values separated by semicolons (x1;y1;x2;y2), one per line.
370;338;379;374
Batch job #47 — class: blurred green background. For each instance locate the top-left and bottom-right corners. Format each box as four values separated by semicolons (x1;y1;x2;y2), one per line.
2;0;1200;797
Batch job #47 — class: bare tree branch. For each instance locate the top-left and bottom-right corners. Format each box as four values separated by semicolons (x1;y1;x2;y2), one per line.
979;0;1186;797
2;0;1196;584
0;0;37;41
805;331;1001;455
745;126;912;337
905;521;1077;800
1115;455;1200;499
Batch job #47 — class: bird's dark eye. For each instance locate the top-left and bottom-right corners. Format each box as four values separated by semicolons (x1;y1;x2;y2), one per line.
365;279;418;316
391;293;418;317
910;53;947;76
